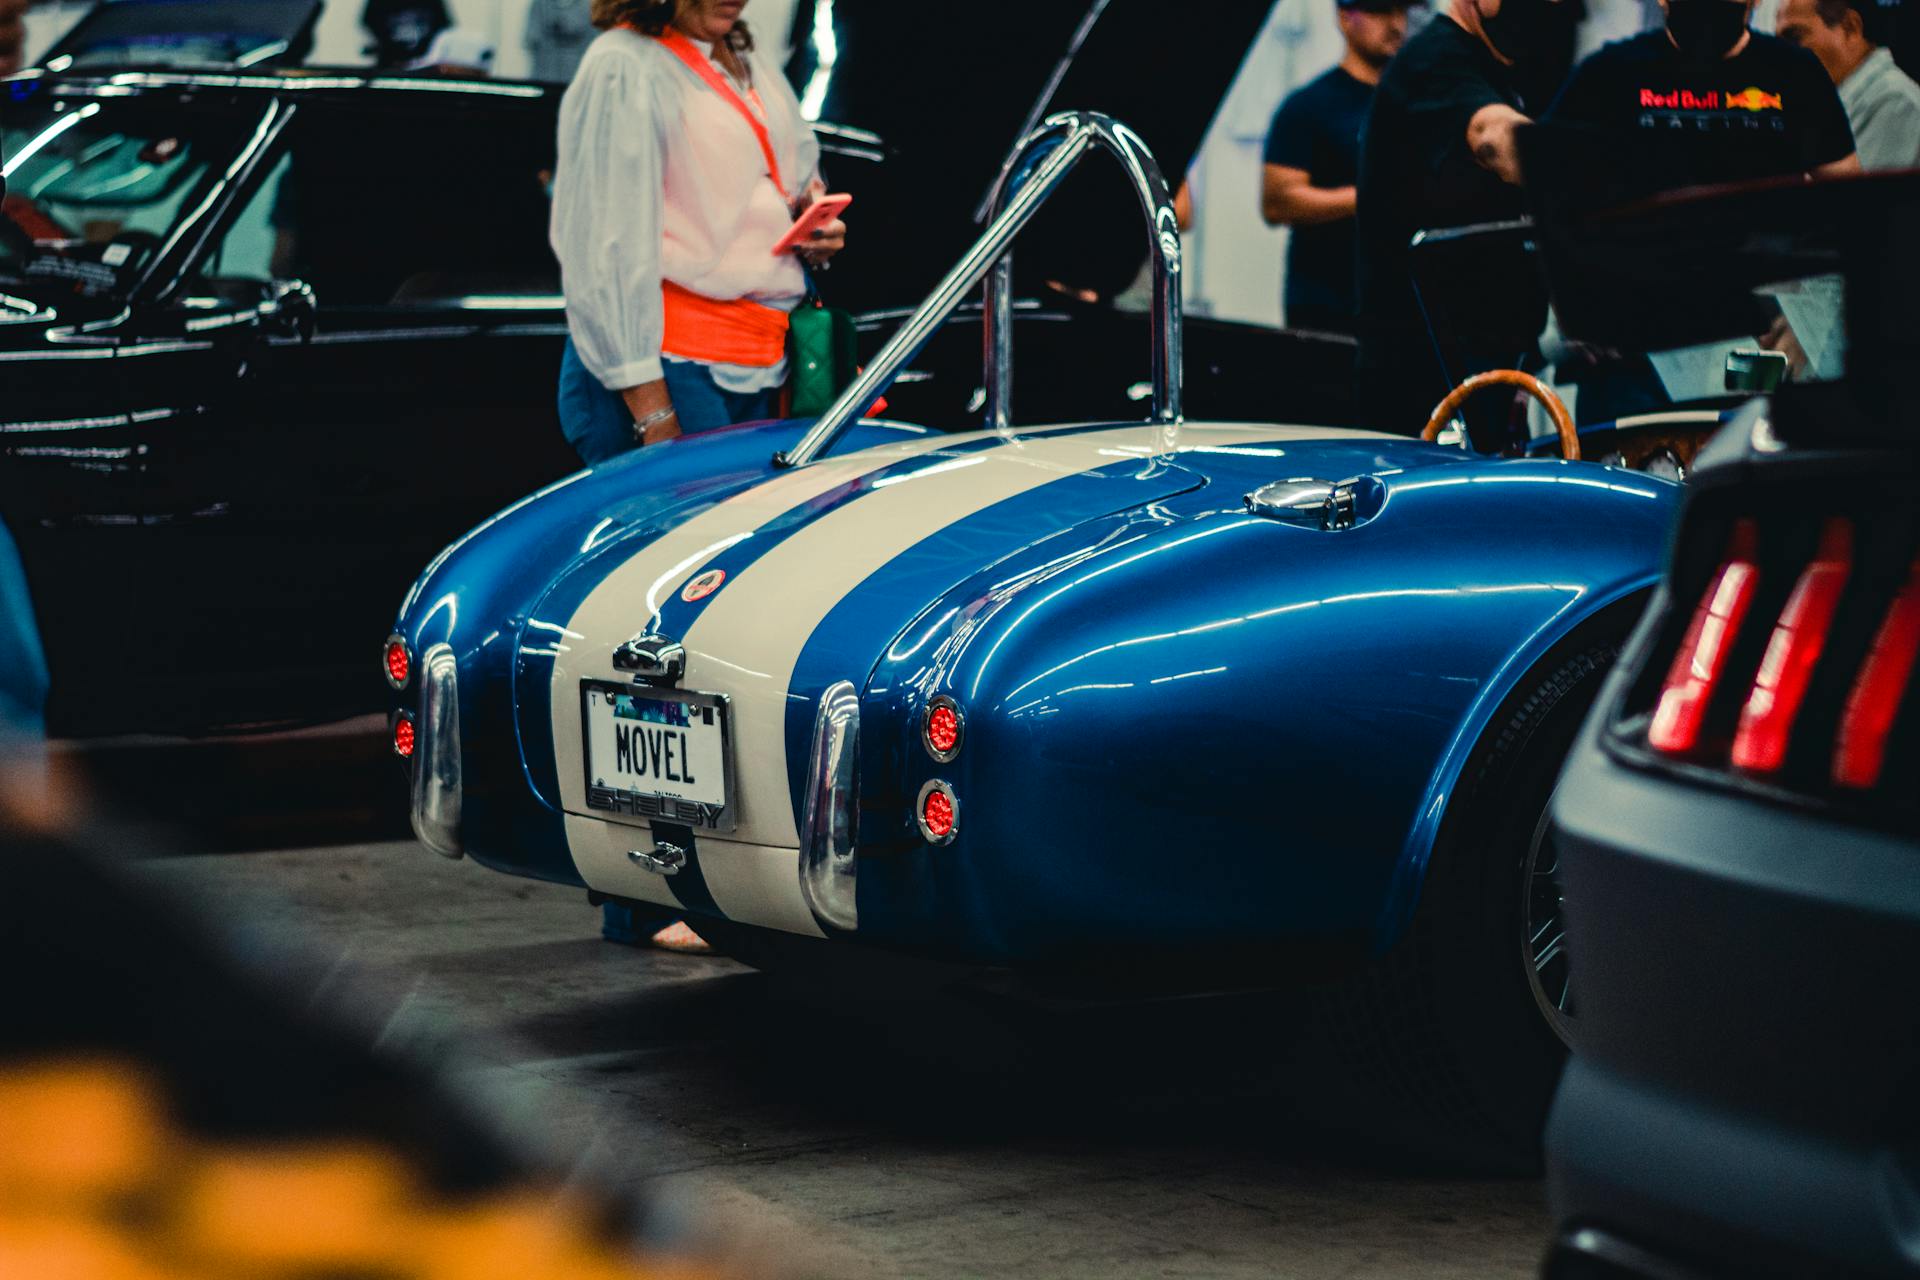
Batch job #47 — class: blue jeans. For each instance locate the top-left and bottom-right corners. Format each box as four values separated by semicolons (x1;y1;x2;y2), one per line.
557;339;778;466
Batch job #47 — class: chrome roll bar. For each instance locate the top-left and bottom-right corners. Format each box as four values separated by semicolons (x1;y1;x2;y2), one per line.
774;111;1183;469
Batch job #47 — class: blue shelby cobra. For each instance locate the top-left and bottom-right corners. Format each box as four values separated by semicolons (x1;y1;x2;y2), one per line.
386;116;1686;1156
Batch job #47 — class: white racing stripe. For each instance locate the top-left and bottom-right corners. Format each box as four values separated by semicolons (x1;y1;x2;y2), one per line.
553;432;955;933
564;813;679;909
554;422;1389;935
564;818;821;935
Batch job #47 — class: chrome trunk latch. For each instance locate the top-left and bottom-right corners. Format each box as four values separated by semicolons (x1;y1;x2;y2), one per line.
628;841;687;876
612;632;685;685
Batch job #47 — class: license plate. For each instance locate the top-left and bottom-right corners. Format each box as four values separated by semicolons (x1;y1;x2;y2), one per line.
581;681;734;832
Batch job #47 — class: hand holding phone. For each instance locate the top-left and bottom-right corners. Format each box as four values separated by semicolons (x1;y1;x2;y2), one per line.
772;193;852;257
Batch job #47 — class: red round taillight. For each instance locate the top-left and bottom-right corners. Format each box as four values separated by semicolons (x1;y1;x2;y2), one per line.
923;790;954;836
923;696;962;762
384;636;411;690
393;715;416;759
917;780;958;845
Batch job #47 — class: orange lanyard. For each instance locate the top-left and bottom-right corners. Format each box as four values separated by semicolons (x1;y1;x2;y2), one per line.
650;28;786;195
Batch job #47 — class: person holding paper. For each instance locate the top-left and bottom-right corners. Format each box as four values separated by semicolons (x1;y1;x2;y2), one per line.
1352;0;1574;433
552;0;848;467
1776;0;1920;170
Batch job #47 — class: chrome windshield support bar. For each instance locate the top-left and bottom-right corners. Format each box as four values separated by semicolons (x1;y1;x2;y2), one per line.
774;111;1183;469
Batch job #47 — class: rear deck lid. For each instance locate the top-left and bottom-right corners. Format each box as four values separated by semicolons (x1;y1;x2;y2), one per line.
526;423;1225;847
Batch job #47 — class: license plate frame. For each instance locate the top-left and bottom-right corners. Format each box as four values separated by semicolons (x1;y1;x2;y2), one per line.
579;680;736;834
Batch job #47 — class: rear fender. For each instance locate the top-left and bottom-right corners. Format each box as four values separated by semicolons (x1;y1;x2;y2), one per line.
856;460;1674;961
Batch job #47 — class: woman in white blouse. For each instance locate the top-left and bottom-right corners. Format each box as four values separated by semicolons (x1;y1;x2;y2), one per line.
551;0;847;466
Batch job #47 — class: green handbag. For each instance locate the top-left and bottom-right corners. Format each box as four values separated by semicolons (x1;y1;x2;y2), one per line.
787;299;860;417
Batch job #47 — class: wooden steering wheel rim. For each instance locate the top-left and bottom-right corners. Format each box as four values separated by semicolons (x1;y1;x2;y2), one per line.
1420;369;1580;462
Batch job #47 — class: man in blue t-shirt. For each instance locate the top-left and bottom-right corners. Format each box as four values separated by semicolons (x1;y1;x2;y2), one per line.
1262;0;1421;334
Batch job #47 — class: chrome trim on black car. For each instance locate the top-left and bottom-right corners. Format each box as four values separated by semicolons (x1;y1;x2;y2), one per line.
798;680;861;933
410;643;462;860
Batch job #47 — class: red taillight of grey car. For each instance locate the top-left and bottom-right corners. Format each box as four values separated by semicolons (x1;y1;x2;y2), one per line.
1635;510;1919;822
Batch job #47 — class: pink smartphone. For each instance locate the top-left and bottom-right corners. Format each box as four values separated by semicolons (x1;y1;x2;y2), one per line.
771;193;852;256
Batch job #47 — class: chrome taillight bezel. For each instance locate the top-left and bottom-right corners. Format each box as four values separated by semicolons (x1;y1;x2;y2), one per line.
916;778;959;846
923;694;964;763
392;710;417;759
383;633;412;691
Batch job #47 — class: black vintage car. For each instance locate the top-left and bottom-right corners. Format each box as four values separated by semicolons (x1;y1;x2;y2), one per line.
40;0;323;70
1;1;1356;738
1;69;580;736
1536;171;1920;1278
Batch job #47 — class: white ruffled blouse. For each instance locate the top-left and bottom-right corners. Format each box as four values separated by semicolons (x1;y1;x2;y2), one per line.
551;26;821;393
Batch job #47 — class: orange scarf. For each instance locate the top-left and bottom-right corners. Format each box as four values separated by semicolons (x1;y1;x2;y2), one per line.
631;26;791;367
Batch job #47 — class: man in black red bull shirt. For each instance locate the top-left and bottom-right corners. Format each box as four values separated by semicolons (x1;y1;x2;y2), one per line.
1352;0;1578;434
1545;0;1860;183
1539;0;1858;413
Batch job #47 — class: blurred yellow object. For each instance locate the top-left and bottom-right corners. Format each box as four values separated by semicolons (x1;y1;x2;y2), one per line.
0;1218;176;1280
0;1060;166;1204
415;1188;597;1280
170;1142;417;1271
0;1058;723;1279
416;1188;717;1280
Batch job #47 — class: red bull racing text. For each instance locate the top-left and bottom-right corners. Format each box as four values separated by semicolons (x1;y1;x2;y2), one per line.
1636;83;1788;131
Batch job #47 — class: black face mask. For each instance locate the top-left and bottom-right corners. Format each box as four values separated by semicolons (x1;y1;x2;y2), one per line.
1665;0;1751;59
1478;0;1569;62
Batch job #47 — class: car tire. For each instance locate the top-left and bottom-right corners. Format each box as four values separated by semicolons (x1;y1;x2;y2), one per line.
1315;636;1624;1172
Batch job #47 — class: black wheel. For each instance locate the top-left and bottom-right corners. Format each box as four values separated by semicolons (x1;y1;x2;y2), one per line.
1523;792;1575;1046
1316;637;1621;1170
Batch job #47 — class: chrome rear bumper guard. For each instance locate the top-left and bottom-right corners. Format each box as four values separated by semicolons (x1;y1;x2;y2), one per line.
798;680;860;932
410;643;464;860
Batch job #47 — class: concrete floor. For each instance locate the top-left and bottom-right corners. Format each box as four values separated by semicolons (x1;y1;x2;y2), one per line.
140;840;1550;1278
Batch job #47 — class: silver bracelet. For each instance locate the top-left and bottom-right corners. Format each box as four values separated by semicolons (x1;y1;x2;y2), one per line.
631;405;677;440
